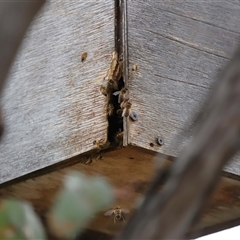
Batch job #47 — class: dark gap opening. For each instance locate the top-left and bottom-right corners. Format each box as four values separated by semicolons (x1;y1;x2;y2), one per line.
107;0;125;146
107;77;124;143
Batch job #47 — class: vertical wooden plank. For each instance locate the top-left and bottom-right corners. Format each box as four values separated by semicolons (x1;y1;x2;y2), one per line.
126;1;240;175
0;1;115;183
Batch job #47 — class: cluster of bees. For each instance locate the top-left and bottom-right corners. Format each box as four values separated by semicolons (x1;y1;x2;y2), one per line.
92;51;137;160
100;51;132;116
106;88;132;119
98;51;133;148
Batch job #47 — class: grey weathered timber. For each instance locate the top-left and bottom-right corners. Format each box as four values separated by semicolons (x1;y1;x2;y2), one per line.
0;1;115;183
127;0;240;175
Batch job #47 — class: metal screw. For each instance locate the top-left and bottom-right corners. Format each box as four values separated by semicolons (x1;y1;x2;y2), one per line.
157;137;164;146
130;112;138;121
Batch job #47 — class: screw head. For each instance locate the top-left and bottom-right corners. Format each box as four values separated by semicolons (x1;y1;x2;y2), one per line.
157;137;164;146
130;112;138;121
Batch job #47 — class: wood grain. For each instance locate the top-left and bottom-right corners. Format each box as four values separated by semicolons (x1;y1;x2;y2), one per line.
0;147;240;238
126;0;240;175
0;1;115;183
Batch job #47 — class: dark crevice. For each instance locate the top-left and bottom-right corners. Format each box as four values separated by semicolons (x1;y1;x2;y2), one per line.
115;0;123;57
107;0;125;146
107;77;124;143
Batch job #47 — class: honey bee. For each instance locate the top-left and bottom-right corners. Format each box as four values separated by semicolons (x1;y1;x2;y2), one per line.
114;130;123;147
107;51;123;82
116;109;123;115
81;52;88;62
104;206;129;223
107;104;114;116
93;139;110;151
118;88;129;104
132;63;138;73
110;79;119;90
120;98;130;109
99;80;113;96
100;85;108;96
122;102;132;117
100;79;119;97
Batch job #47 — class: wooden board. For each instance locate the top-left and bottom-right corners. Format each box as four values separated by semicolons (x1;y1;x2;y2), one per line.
0;147;240;238
126;0;240;175
0;1;115;183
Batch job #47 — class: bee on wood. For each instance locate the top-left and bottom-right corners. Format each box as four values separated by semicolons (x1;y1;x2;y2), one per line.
132;63;138;73
107;104;114;116
122;102;132;117
104;206;129;223
107;51;123;82
100;85;109;97
120;98;130;109
93;139;110;151
100;79;118;97
114;130;123;147
91;139;110;161
118;88;129;104
116;109;123;115
81;52;88;62
110;79;119;90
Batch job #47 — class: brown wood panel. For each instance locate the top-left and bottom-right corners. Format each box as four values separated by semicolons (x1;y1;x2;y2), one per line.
126;0;240;175
0;147;240;238
0;1;115;183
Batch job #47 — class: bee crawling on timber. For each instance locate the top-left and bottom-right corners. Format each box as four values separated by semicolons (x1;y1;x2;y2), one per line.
114;130;123;147
100;84;109;97
109;79;118;90
93;139;110;151
132;63;139;74
100;79;118;97
104;206;130;223
120;98;130;109
91;139;110;161
107;51;123;82
122;102;132;117
116;108;123;115
107;103;114;116
118;88;129;104
81;52;88;62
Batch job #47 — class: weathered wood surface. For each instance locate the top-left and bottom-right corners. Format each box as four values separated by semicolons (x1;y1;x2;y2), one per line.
126;0;240;175
0;1;46;140
0;1;115;183
0;147;240;238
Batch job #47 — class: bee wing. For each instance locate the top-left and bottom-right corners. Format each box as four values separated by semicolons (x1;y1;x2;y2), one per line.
113;91;120;96
121;209;130;214
104;209;114;216
122;108;126;117
125;92;130;99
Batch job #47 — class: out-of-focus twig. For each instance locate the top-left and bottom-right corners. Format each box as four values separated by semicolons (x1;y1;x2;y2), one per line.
118;46;240;239
0;1;46;139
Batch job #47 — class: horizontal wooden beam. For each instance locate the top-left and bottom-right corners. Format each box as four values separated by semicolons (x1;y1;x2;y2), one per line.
0;146;240;238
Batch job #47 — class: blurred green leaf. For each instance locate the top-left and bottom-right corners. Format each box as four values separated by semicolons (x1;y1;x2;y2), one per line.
0;199;46;240
49;172;114;238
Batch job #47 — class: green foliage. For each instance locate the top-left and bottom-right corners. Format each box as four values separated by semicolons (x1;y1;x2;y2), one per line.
0;172;114;239
0;199;46;240
48;172;115;238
